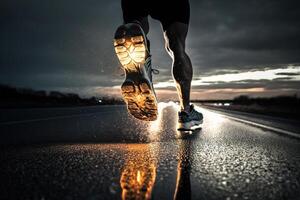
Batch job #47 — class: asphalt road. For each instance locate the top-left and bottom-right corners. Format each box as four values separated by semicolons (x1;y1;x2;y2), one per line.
0;103;299;200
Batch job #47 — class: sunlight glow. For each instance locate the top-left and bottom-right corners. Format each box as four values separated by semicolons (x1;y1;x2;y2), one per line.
195;66;300;83
148;101;179;140
153;66;300;89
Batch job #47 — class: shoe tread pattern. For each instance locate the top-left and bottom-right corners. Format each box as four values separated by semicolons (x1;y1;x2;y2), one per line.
121;80;158;121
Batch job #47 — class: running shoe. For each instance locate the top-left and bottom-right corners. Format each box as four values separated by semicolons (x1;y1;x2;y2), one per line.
177;104;203;131
114;23;158;121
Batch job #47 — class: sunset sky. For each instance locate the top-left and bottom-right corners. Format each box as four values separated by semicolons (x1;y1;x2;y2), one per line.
1;0;300;100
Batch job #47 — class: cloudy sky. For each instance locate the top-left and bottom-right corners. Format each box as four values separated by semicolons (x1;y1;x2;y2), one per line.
1;0;300;100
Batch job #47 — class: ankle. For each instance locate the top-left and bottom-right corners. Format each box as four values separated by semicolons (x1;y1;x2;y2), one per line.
181;105;190;113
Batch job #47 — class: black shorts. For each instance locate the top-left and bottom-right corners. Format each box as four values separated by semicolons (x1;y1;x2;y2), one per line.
121;0;190;30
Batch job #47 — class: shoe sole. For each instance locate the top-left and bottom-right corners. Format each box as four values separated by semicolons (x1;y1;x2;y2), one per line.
114;24;158;121
121;79;158;121
177;119;203;131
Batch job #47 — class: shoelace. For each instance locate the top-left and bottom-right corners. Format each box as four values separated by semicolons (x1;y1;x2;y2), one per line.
151;68;159;74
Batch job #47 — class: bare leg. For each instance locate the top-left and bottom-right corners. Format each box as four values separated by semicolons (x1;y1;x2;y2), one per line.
164;22;192;112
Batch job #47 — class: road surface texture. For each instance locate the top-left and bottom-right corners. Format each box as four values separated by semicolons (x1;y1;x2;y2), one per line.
0;103;299;200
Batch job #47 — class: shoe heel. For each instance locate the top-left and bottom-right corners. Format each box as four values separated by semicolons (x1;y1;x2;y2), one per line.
121;80;158;121
121;80;136;97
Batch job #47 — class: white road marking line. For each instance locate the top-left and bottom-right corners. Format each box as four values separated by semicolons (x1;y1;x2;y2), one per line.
209;109;300;139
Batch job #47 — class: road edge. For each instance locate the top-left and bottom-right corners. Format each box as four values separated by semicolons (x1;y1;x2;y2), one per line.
202;106;300;140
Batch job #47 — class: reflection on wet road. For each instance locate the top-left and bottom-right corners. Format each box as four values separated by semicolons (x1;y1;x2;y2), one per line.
174;139;192;200
0;104;299;199
120;135;195;200
120;145;157;200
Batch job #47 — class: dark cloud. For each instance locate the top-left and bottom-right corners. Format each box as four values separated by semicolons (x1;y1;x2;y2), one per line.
188;0;300;70
0;0;300;96
265;80;300;90
275;72;300;76
272;77;293;81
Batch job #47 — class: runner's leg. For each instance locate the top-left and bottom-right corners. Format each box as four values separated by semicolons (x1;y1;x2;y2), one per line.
164;22;192;112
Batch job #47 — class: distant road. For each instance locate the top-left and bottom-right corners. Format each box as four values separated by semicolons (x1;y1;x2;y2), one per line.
0;104;299;199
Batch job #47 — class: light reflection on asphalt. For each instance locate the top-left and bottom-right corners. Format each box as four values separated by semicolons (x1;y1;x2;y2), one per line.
120;136;196;200
121;101;198;200
120;144;157;200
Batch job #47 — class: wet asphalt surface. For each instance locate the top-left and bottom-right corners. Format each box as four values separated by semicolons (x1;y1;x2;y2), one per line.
0;104;299;200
